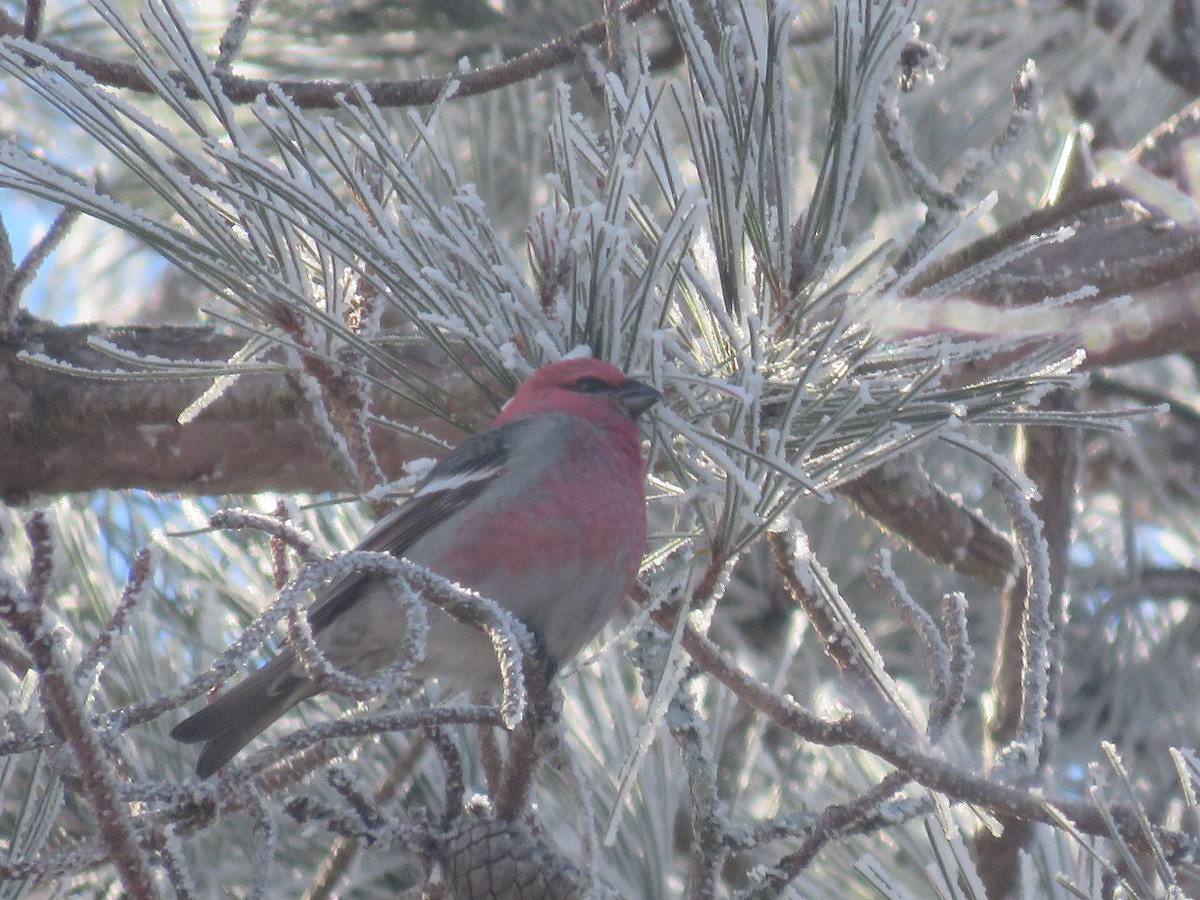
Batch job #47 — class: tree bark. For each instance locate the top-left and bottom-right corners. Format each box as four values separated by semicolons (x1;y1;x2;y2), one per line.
0;317;470;499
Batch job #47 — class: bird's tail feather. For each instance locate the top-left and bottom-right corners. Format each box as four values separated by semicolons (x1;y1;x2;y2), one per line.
170;652;316;778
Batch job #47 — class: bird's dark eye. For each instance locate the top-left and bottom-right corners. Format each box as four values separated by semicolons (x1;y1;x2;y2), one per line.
570;376;612;394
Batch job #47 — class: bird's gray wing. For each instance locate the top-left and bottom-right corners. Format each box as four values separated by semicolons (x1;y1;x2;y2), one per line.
306;418;531;633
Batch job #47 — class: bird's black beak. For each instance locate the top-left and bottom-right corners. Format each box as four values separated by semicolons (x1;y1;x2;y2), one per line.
615;379;661;419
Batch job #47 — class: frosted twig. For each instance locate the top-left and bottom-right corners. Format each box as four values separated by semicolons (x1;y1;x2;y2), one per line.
475;707;504;796
0;836;108;885
932;591;972;742
20;0;44;39
424;726;465;828
0;1;663;108
1;205;80;325
875;80;958;209
245;785;278;900
664;673;728;900
747;770;912;897
493;653;558;821
952;61;1040;199
993;473;1053;775
215;0;263;72
892;61;1040;276
216;705;501;786
74;547;155;697
399;561;532;729
286;363;364;493
325;765;387;833
2;549;528;764
269;499;293;589
281;323;387;494
284;794;420;849
208;507;317;562
671;615;1195;859
0;625;33;676
768;529;919;735
158;826;197;900
867;549;951;736
728;811;819;851
0;513;160;898
282;560;427;702
303;732;430;900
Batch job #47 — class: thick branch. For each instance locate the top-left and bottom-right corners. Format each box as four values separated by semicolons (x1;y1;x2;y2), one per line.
4;163;1199;514
907;184;1200;311
842;457;1018;588
0;317;472;499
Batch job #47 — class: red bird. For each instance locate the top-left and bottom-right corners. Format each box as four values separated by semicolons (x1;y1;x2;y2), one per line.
172;357;660;777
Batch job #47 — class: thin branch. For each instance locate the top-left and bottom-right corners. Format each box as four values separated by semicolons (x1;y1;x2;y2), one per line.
933;591;972;742
0;0;661;110
1;205;80;328
661;610;1195;861
978;386;1079;897
244;785;278;900
74;546;154;694
667;674;727;900
0;631;33;676
302;732;429;900
492;649;556;821
990;471;1054;774
748;771;911;897
215;0;263;73
21;0;43;40
866;552;957;741
769;529;919;734
891;61;1039;278
0;512;160;897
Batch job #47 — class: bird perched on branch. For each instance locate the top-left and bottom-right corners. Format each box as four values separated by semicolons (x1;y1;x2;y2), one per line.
171;357;660;777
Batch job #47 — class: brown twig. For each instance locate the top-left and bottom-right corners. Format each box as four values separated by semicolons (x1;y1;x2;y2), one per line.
0;513;160;897
0;205;80;329
0;632;33;676
978;388;1080;896
842;457;1019;588
302;732;429;900
664;613;1194;861
748;771;911;896
74;547;154;692
20;0;43;40
475;708;504;797
0;0;662;110
492;649;557;821
665;675;726;900
768;530;917;733
269;499;293;590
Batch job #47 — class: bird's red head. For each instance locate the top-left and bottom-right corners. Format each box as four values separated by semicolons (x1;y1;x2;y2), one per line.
495;358;661;425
